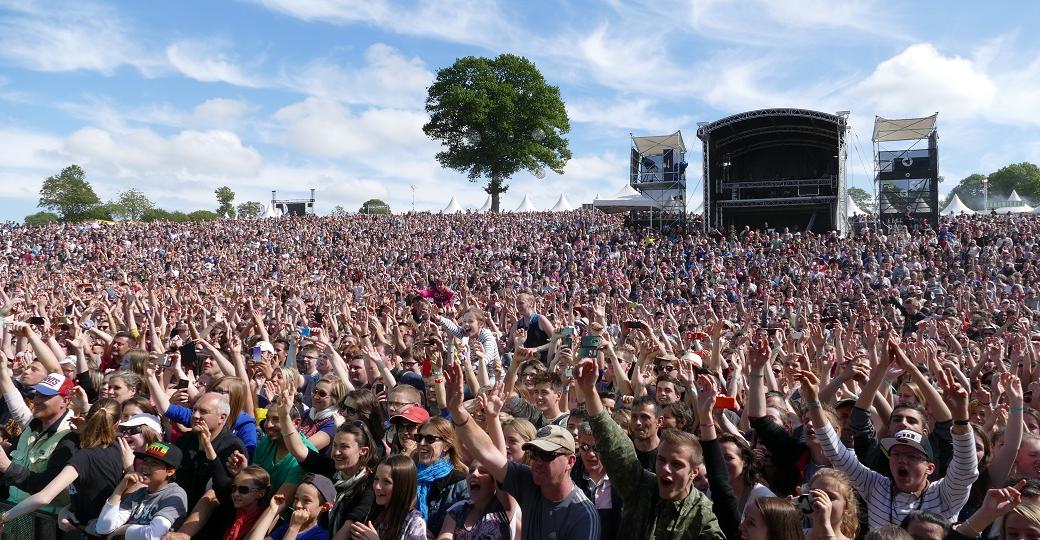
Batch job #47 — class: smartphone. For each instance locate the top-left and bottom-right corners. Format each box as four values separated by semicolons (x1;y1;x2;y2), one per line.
179;341;199;373
713;395;738;410
560;327;574;347
65;304;74;315
251;346;262;363
157;354;172;368
299;327;311;337
579;335;602;359
177;378;190;389
797;494;814;515
28;316;45;326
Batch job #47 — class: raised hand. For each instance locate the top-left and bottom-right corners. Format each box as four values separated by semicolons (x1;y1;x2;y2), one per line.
226;450;248;477
796;369;821;403
115;436;135;472
938;366;969;420
695;373;719;420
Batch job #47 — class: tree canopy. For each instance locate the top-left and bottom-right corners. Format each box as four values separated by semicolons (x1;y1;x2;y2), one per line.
108;188;154;221
424;54;571;212
237;201;264;219
847;187;875;214
215;186;236;217
359;199;391;215
38;165;105;221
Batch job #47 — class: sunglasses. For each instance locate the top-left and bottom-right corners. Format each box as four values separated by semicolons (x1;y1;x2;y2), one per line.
340;404;358;415
313;388;331;398
527;448;567;462
231;484;261;495
412;434;443;445
578;443;597;453
118;426;143;436
654;365;677;373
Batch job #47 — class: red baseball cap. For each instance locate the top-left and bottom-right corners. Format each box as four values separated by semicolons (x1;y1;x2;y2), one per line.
390;405;430;425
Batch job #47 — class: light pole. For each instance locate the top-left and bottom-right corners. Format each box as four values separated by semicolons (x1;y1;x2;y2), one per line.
981;176;989;212
410;184;415;213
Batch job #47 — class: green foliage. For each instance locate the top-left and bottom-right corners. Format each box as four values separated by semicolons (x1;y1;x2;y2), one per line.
109;188;154;221
236;201;264;219
189;210;221;221
359;199;390;215
38;165;105;221
214;186;236;217
847;187;875;214
988;163;1040;204
947;173;987;210
24;211;61;226
424;54;571;212
331;205;347;216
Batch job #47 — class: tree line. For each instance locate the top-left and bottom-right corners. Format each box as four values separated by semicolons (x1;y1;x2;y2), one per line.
25;165;265;225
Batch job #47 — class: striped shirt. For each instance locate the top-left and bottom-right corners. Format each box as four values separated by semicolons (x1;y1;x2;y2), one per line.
438;316;501;376
817;423;977;530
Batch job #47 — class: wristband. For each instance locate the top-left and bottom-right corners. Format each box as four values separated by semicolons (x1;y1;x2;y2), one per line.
953;419;970;426
805;401;821;409
1012;405;1026;413
700;422;716;429
451;414;471;428
749;373;764;379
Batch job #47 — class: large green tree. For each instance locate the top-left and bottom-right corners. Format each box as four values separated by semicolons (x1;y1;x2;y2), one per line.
988;162;1040;204
38;165;104;221
424;54;571;212
947;173;987;210
236;201;264;219
109;188;154;221
24;211;61;226
214;186;236;217
359;199;390;215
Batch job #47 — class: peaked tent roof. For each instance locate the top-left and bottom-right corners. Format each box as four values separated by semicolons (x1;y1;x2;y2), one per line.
873;114;938;142
549;194;574;212
513;195;538;212
633;131;685;155
1008;190;1024;203
442;197;464;213
940;194;974;215
593;183;662;214
477;196;492;212
847;195;866;217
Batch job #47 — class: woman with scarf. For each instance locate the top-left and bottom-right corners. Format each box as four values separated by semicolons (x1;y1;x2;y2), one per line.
299;374;347;454
273;388;377;540
412;417;468;537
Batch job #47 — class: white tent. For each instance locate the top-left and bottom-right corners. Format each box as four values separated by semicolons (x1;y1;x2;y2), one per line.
593;184;661;214
995;204;1033;214
940;194;975;216
441;197;464;213
847;195;866;217
549;194;574;212
477;196;492;213
1009;190;1024;203
691;200;703;214
513;195;538;212
259;204;283;218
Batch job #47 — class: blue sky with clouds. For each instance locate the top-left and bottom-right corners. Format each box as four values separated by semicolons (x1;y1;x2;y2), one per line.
2;0;1040;220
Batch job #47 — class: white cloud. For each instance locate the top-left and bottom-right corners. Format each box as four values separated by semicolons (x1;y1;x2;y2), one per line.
272;97;434;159
568;98;693;133
285;44;434;109
190;98;256;129
166;39;263;87
852;44;996;120
64;126;263;179
0;1;162;75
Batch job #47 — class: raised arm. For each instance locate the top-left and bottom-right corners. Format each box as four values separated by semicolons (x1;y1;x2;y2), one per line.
988;373;1024;487
443;362;508;483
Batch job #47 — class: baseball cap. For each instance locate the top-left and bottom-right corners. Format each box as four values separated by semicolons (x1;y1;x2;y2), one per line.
135;441;183;469
59;355;77;367
522;424;575;455
390;405;430;425
120;413;163;435
256;341;276;354
32;373;74;397
301;473;336;504
881;429;934;462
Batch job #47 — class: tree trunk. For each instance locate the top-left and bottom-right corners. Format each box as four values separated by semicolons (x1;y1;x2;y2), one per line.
487;174;506;212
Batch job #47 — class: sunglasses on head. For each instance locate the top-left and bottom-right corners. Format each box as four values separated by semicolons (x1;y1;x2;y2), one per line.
231;484;261;495
527;448;567;462
412;434;443;445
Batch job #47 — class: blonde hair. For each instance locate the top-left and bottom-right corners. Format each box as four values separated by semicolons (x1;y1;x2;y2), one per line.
1003;503;1040;540
813;468;860;539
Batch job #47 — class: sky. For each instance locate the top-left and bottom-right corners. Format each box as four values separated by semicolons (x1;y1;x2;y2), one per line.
2;0;1040;220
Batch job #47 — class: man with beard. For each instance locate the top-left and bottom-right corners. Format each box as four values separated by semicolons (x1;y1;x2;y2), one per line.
799;367;977;529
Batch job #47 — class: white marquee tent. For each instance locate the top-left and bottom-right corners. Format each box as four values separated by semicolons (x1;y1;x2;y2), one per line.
847;195;866;217
1009;190;1024;203
940;194;974;215
441;197;464;213
477;196;492;213
593;184;661;214
549;194;574;212
513;195;538;212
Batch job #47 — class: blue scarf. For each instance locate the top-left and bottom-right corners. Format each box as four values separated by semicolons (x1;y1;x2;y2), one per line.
415;458;453;520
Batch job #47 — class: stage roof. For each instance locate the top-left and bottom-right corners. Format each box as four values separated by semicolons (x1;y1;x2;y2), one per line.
633;131;685;155
696;108;846;157
872;114;937;142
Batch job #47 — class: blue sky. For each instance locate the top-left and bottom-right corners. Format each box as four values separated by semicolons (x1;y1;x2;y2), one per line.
2;0;1040;220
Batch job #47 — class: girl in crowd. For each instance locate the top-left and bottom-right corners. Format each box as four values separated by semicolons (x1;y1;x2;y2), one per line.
340;389;387;460
300;374;347;454
439;308;500;381
412;417;469;536
500;416;536;464
718;433;776;513
0;398;124;532
806;468;859;540
218;465;271;540
737;497;804;540
351;454;426;540
116;413;163;452
102;370;141;403
438;461;517;540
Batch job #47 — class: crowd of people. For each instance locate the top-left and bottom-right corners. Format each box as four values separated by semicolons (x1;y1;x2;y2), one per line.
0;209;1039;540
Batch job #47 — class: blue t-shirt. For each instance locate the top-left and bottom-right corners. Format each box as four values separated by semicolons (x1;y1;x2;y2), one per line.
269;523;330;540
166;405;257;458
